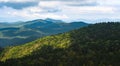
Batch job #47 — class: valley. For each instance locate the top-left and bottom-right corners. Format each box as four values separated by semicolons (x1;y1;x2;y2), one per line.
0;19;88;47
0;22;119;66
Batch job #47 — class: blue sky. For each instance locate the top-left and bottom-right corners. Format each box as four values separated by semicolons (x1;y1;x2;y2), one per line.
0;0;120;23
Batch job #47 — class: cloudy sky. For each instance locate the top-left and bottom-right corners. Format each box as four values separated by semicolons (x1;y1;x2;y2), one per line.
0;0;120;23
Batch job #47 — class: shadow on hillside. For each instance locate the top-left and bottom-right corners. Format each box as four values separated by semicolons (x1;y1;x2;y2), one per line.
1;23;120;66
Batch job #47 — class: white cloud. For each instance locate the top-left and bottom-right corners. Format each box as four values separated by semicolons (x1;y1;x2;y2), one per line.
0;5;68;22
0;0;38;3
39;1;60;7
99;0;120;6
0;0;120;23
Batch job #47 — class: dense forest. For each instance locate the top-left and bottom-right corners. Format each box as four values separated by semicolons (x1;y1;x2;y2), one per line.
0;22;120;66
0;19;88;47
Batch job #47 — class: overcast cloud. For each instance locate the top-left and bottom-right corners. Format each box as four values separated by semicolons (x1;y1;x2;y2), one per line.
0;0;120;23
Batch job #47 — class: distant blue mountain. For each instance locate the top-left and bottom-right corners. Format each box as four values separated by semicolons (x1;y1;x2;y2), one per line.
0;18;88;47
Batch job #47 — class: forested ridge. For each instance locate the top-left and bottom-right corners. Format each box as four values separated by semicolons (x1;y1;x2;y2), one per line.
0;19;88;47
0;22;120;66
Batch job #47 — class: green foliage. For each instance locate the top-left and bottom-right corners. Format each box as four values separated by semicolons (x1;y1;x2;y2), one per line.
0;33;71;61
0;20;88;47
0;22;120;66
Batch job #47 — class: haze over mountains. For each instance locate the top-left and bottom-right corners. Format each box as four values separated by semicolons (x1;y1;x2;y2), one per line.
0;18;88;47
0;0;120;66
0;22;119;66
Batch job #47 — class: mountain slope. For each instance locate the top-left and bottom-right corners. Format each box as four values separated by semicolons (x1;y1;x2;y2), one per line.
0;22;120;66
0;19;88;47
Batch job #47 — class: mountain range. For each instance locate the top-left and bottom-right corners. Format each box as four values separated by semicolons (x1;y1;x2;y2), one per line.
0;18;88;47
0;22;119;66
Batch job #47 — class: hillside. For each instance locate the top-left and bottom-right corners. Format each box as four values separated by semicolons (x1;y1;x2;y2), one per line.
0;22;120;66
0;19;88;47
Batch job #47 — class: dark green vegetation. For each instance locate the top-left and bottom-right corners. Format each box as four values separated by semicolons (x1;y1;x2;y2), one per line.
0;18;88;47
0;47;2;53
0;22;120;66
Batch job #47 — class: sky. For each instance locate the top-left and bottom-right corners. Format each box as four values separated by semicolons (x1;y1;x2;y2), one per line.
0;0;120;23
